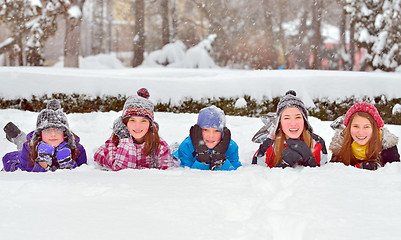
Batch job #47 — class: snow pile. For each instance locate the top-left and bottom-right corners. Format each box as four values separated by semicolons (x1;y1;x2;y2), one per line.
142;41;187;67
142;35;217;68
53;53;126;69
1;109;401;240
0;65;401;239
0;67;400;109
392;104;401;115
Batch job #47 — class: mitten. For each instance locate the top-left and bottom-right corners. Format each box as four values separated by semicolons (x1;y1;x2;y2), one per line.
210;127;231;170
4;122;27;151
357;161;382;170
113;117;131;139
330;115;345;130
36;141;55;167
286;139;318;167
55;142;75;169
190;125;210;164
280;147;303;168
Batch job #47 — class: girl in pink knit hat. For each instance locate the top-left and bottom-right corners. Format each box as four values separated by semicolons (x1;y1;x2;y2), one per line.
330;102;400;170
94;88;176;171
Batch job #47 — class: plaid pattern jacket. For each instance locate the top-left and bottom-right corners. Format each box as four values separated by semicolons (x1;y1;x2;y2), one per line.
94;137;175;171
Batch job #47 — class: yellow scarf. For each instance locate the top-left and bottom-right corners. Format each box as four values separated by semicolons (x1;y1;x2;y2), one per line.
351;129;382;160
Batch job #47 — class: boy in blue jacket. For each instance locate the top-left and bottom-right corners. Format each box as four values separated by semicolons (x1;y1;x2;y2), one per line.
173;106;241;171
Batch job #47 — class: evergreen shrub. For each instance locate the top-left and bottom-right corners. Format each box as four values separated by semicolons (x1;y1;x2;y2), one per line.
1;93;401;125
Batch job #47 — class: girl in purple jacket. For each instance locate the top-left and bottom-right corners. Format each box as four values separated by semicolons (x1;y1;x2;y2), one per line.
2;100;87;172
94;88;175;171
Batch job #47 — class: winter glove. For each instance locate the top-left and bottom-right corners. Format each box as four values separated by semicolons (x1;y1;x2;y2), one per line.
36;141;55;168
55;142;75;169
279;146;303;168
330;115;345;130
210;127;231;170
356;161;382;170
190;125;210;164
113;117;131;139
4;122;27;151
252;138;273;164
284;139;318;167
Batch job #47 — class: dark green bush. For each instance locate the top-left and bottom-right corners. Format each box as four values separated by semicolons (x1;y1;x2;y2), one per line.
1;93;401;124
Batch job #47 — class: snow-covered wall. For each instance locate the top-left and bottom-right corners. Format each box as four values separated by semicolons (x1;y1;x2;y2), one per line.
0;67;400;108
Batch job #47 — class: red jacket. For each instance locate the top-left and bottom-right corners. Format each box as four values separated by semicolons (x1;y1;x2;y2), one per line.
252;133;327;168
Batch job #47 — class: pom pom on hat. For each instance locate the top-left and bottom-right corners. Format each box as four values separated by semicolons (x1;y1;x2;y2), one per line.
196;106;226;133
137;88;150;99
47;99;61;111
343;102;384;129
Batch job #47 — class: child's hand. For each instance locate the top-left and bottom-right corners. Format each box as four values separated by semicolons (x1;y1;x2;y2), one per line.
55;142;75;169
357;161;381;170
36;141;55;168
190;125;210;163
212;127;231;154
283;139;318;167
113;117;131;139
210;127;231;170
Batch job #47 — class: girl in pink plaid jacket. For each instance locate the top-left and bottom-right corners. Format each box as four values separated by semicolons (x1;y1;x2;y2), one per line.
94;88;175;171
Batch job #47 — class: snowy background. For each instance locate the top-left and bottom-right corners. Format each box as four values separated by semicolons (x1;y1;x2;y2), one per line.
1;56;401;240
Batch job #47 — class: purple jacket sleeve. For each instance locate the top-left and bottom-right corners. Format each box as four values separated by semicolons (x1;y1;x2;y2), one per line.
19;142;47;172
75;142;87;166
2;151;20;172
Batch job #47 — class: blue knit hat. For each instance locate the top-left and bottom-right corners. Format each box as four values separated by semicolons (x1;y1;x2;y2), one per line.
196;106;226;133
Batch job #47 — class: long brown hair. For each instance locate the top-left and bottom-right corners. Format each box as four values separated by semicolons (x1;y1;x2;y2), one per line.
333;112;382;165
112;118;160;156
272;120;314;167
29;132;80;167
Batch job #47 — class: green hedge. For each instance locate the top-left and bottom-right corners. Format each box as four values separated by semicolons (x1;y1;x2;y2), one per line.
1;93;401;124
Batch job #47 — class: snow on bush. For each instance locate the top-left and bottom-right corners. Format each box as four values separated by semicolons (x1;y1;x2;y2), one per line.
142;35;218;69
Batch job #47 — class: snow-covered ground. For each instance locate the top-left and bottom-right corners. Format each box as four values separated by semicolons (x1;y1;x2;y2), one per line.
1;62;401;240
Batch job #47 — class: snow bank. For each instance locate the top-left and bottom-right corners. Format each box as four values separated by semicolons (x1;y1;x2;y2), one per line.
0;67;400;108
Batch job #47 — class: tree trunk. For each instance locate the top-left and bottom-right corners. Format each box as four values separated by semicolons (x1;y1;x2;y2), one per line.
339;6;347;70
349;21;355;70
92;0;104;55
64;17;81;68
262;0;278;69
132;0;145;67
171;0;178;41
312;0;322;70
15;37;24;66
297;10;309;69
161;0;170;46
278;0;287;68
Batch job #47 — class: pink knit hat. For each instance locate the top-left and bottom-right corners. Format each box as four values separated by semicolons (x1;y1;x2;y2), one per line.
343;102;384;129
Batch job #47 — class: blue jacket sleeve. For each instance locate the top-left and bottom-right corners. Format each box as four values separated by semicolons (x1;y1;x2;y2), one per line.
213;140;241;171
174;137;198;168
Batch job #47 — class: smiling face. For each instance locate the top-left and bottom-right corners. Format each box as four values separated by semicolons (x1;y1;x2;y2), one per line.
350;115;373;146
201;127;222;149
41;128;65;147
126;116;150;143
280;107;305;139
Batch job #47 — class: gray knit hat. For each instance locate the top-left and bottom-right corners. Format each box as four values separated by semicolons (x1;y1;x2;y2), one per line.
122;88;154;123
274;90;313;134
31;100;76;149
